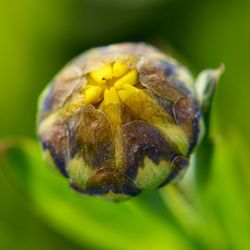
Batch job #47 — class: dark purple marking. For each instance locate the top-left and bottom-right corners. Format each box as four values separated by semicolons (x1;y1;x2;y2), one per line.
174;80;192;96
173;97;202;155
40;85;54;117
85;168;141;196
41;140;68;177
150;92;175;121
122;120;179;180
157;60;177;79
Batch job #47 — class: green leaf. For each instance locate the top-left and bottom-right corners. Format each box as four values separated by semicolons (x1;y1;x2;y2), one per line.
161;132;250;250
1;132;249;250
0;139;191;250
203;134;250;250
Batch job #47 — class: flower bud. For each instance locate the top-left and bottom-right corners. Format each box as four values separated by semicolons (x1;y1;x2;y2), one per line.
37;43;213;201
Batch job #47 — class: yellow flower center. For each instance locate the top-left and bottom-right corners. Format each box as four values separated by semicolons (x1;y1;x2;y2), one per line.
82;61;140;107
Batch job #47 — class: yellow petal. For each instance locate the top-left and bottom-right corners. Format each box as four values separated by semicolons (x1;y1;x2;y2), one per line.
85;84;98;89
117;84;140;102
113;69;138;89
112;61;129;78
123;83;140;94
117;90;130;102
104;87;120;106
90;64;113;84
83;86;102;104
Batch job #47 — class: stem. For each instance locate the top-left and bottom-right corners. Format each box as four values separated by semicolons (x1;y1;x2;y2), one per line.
195;111;214;189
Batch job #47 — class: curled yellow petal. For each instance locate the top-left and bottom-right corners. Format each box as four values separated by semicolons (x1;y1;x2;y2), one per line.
117;84;140;102
113;69;138;89
112;61;129;78
90;64;113;84
104;87;120;106
83;86;102;104
117;90;129;102
123;83;140;93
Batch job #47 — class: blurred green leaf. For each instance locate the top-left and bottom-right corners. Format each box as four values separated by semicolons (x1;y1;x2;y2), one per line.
0;143;83;250
202;133;250;250
1;131;249;250
1;139;193;250
161;132;250;250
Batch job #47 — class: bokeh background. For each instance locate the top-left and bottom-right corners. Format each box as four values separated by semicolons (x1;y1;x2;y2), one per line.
0;0;249;249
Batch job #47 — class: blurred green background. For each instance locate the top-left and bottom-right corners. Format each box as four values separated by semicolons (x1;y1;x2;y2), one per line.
0;0;249;249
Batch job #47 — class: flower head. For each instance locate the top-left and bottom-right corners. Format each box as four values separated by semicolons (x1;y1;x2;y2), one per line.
37;43;206;201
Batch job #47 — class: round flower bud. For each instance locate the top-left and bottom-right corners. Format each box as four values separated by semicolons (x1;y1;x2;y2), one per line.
37;43;214;201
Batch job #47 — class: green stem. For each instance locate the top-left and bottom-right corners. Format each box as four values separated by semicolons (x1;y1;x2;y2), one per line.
195;110;215;189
